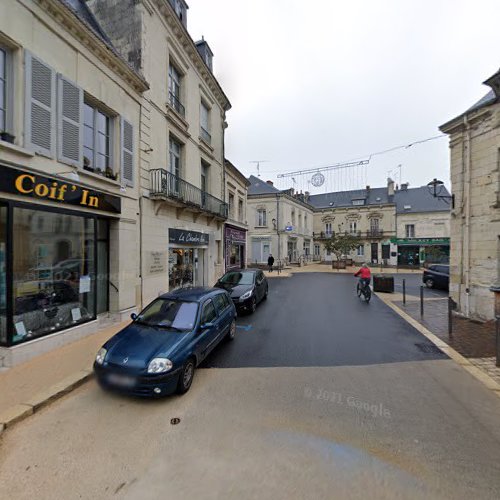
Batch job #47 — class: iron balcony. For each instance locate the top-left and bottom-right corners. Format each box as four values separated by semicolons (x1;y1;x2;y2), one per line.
150;169;228;219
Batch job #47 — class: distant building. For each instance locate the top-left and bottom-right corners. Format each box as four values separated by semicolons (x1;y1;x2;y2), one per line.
440;69;500;321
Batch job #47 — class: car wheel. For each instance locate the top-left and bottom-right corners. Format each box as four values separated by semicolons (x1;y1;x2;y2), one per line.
227;319;236;341
177;358;196;394
425;279;434;289
250;296;257;314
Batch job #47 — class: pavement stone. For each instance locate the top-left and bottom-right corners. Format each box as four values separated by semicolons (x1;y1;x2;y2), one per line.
0;404;33;429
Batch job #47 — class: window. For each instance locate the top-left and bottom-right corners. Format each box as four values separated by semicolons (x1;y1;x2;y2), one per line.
352;199;365;206
168;63;184;116
357;245;364;256
228;193;235;219
291;210;295;226
83;102;112;176
314;244;320;256
405;224;415;238
304;215;308;229
0;46;9;134
257;209;267;226
325;223;332;235
370;218;379;231
213;293;228;314
238;198;244;222
201;300;217;324
169;137;181;178
200;101;211;144
349;221;357;234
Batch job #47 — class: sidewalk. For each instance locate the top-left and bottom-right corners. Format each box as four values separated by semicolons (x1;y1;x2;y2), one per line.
0;320;128;432
264;263;422;276
392;297;500;385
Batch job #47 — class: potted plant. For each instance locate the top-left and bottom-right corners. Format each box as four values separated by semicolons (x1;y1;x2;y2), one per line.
0;131;15;143
105;167;118;181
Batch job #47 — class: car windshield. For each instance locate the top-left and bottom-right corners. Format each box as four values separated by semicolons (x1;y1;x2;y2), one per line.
219;272;254;286
136;299;198;331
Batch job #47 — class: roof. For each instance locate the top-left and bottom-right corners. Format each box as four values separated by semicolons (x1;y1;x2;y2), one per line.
395;186;451;213
308;187;390;209
225;160;251;187
59;0;116;52
247;175;281;195
160;287;221;301
466;89;496;113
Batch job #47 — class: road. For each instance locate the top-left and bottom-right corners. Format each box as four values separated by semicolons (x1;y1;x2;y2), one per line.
391;273;448;299
1;273;500;500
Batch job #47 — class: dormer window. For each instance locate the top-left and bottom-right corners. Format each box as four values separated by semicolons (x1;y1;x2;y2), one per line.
352;199;365;206
170;0;187;27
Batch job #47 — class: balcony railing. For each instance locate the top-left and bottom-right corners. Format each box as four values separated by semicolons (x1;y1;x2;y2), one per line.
313;231;362;239
168;91;185;118
366;229;384;238
150;169;228;218
200;126;211;145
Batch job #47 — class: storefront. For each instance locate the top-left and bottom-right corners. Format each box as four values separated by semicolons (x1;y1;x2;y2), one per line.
0;164;120;347
168;228;209;289
393;238;450;266
224;225;247;271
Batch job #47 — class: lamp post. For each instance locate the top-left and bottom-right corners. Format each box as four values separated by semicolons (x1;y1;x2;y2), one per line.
427;178;454;208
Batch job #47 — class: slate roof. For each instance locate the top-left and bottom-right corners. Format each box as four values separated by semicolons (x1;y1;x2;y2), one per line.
394;186;451;214
308;187;390;209
59;0;116;52
248;175;281;195
466;89;497;113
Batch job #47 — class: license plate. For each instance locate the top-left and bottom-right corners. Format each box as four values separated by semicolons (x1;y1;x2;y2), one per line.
107;373;136;388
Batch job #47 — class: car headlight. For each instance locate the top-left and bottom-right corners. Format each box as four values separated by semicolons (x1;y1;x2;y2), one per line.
147;358;173;374
95;347;107;365
239;290;253;301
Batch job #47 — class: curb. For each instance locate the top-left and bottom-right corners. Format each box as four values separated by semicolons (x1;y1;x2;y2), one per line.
0;370;93;437
375;293;500;398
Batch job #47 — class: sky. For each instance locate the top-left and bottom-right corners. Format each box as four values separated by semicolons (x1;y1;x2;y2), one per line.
187;0;500;194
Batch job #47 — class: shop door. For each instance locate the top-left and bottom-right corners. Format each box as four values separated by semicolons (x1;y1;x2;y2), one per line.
371;243;378;263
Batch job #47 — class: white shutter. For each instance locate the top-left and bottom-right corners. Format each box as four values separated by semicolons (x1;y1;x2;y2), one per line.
121;117;134;187
57;74;83;167
25;51;56;156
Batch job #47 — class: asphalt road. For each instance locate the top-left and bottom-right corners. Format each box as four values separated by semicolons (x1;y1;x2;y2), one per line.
391;273;448;299
1;273;500;500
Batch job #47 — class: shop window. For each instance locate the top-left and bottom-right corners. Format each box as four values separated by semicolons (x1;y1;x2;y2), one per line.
11;208;96;344
0;206;6;344
96;219;109;315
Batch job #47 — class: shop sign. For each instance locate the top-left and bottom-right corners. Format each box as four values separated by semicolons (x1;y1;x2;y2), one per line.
0;164;121;213
146;251;167;276
224;226;246;243
391;237;450;246
169;228;209;246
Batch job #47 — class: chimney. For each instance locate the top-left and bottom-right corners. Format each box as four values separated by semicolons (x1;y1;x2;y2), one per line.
366;185;370;191
305;191;310;202
266;180;274;186
401;182;409;191
387;177;395;196
195;38;213;71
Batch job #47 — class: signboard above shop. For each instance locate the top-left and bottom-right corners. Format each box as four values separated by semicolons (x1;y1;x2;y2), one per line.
169;228;209;246
0;164;121;213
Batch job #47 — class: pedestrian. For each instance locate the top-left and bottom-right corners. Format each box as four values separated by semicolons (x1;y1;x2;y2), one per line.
268;254;275;272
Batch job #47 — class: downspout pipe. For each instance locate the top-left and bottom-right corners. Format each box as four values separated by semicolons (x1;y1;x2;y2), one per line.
463;114;471;316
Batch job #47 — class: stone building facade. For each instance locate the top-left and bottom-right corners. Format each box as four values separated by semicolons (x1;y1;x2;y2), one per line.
440;71;500;321
247;176;314;265
0;0;147;365
88;0;231;304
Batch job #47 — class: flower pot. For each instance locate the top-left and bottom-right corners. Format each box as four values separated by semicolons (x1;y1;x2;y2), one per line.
0;132;15;144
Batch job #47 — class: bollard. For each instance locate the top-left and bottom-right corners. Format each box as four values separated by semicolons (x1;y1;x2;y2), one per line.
420;286;424;316
402;279;406;305
496;316;500;368
448;297;453;337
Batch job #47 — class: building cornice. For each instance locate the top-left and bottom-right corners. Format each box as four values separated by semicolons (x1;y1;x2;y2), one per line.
36;0;149;94
152;0;231;111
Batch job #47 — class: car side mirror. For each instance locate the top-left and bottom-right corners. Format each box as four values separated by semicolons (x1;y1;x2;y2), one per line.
131;313;138;321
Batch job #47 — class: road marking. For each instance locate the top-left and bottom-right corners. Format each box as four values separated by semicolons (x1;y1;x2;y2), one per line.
236;325;253;332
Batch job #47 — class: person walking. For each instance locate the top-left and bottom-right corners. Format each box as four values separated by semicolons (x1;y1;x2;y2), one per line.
267;254;275;272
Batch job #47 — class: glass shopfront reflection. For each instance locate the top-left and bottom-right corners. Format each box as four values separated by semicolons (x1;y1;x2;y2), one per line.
0;206;6;344
168;248;204;289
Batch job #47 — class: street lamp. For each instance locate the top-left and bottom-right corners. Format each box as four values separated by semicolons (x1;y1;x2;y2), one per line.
427;178;454;208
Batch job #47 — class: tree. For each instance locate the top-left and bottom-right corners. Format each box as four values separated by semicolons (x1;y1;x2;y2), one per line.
323;233;359;268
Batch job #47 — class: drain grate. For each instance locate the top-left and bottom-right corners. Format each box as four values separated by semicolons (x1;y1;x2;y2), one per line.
414;343;446;356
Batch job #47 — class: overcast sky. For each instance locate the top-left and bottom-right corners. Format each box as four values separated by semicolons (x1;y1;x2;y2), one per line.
187;0;500;193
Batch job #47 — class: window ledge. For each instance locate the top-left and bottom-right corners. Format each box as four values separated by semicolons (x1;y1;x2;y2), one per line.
255;225;268;228
199;136;214;151
165;103;189;130
79;169;121;187
0;140;35;157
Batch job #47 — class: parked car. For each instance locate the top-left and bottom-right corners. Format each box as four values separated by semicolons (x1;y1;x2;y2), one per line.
214;269;268;314
423;264;449;290
94;287;236;397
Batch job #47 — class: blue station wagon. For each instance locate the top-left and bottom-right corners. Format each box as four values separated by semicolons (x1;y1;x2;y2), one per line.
94;288;236;397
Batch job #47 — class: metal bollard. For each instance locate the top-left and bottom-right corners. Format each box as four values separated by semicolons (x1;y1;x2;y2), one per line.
420;286;424;316
402;279;406;305
448;297;453;337
496;316;500;368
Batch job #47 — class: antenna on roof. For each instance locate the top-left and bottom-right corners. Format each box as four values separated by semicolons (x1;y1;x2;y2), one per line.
249;160;269;178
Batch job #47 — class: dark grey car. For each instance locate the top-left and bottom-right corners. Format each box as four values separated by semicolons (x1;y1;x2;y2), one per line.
423;264;449;290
